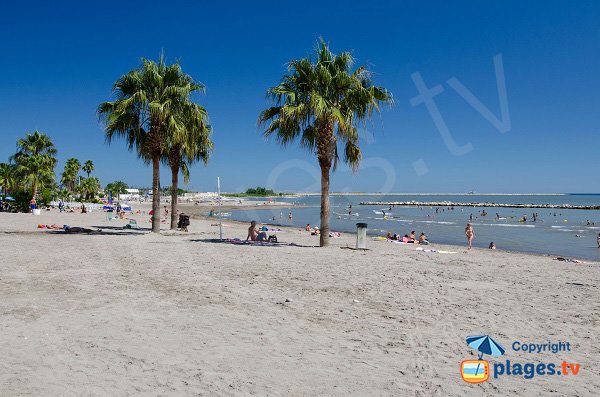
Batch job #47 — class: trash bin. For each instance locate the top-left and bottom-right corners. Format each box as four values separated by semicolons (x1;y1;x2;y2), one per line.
356;222;368;249
32;209;41;216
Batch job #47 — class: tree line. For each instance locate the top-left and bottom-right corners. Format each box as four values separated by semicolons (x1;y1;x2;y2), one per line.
2;38;392;246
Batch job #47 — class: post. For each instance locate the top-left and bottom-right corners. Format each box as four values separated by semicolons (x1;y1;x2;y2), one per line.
356;223;368;249
217;177;223;240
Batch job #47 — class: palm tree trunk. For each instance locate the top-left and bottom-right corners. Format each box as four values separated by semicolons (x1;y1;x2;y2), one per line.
319;164;331;247
151;155;161;233
170;165;179;230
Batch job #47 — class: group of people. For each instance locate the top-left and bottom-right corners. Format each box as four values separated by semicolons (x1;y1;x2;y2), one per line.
304;224;341;238
387;230;429;245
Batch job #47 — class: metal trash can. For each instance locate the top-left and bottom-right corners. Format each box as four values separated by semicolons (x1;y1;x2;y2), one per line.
356;222;368;249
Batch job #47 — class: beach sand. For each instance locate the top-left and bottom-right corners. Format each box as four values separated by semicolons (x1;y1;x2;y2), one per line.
1;207;599;396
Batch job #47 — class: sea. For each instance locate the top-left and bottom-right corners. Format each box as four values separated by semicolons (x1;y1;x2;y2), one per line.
227;194;600;261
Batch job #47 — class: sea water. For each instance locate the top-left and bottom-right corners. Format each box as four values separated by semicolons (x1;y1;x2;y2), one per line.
228;194;600;261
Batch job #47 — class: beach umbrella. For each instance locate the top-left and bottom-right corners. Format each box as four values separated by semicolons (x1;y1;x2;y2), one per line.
466;335;505;358
466;335;505;377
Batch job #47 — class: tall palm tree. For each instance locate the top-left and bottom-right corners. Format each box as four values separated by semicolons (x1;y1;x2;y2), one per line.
82;160;94;177
164;101;213;229
98;55;200;233
13;131;58;199
61;158;81;192
0;162;16;198
259;39;393;246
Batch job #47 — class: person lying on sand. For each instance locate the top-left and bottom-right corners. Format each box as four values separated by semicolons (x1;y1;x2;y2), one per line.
64;225;102;234
247;221;267;241
554;257;582;264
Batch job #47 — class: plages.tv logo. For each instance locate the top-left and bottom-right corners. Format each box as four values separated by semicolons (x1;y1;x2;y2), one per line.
460;335;505;384
460;335;581;383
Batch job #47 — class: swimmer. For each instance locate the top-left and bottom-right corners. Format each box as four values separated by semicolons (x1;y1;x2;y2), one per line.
465;223;475;250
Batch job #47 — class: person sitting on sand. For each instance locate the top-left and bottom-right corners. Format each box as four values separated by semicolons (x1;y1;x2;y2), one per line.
465;223;475;250
305;224;311;231
247;221;267;242
401;234;410;243
489;242;496;250
419;232;429;245
386;232;392;240
409;231;418;244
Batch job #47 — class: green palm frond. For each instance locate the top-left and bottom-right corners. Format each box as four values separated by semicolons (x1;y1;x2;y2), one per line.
259;38;393;172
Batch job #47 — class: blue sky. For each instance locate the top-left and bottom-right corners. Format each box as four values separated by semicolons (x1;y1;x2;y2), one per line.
1;1;598;193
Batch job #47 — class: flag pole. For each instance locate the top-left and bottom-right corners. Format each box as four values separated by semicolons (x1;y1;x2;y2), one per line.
217;176;223;240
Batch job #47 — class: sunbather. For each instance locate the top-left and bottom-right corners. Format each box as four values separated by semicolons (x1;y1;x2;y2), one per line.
247;221;267;241
64;225;101;233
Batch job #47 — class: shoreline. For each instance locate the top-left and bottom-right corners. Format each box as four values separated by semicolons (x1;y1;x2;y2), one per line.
195;211;599;263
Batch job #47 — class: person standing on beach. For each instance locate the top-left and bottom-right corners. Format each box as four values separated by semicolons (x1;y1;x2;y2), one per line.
465;223;475;250
30;196;37;211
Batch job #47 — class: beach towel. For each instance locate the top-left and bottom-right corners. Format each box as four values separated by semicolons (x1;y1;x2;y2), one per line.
222;238;280;246
415;247;457;254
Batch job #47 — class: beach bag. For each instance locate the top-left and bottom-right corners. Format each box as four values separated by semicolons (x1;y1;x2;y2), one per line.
268;234;278;243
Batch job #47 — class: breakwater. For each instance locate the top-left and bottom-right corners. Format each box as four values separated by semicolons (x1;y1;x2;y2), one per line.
359;201;600;210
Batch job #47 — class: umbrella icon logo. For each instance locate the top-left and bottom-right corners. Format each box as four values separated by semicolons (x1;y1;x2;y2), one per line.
460;335;506;384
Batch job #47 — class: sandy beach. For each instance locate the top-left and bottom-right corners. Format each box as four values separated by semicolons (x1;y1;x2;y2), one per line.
1;207;598;396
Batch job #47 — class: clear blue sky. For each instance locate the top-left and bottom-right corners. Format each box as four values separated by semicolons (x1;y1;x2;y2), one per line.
1;1;598;193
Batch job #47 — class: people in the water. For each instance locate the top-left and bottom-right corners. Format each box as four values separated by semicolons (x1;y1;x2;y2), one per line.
465;223;475;250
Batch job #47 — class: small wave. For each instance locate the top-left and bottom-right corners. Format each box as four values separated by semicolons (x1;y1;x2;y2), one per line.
473;223;535;228
414;220;456;225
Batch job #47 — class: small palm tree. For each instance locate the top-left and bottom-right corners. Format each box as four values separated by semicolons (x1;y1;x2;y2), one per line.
105;181;128;201
13;131;58;199
80;177;101;200
61;158;81;192
82;160;94;177
98;55;200;233
164;100;213;229
259;39;393;246
0;162;16;198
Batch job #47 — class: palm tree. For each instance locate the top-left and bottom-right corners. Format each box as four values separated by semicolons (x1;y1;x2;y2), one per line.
98;55;200;233
61;158;81;192
105;181;128;201
164;100;213;229
82;160;94;177
0;162;16;198
13;131;58;199
80;177;101;200
259;39;393;246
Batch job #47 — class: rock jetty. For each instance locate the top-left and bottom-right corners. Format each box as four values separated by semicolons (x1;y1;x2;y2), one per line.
359;201;600;210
